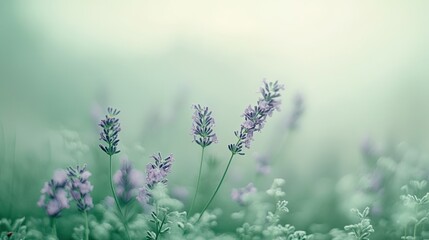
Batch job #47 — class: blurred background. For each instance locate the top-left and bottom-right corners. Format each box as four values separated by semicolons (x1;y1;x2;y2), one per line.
1;0;429;237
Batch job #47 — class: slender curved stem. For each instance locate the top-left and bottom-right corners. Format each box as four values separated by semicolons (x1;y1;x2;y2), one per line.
109;155;131;240
197;153;235;222
188;147;205;216
84;210;89;240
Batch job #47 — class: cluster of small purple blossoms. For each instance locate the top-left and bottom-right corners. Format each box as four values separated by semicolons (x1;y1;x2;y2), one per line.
231;183;257;206
228;80;284;155
146;153;174;188
66;164;94;212
114;157;144;204
191;104;218;148
99;107;121;156
37;170;70;217
136;153;174;204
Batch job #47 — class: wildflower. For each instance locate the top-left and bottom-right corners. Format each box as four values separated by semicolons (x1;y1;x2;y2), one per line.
137;153;174;204
146;153;174;188
98;107;130;239
189;104;217;215
191;105;218;148
229;80;284;155
37;170;70;217
231;183;257;205
199;80;284;221
66;164;94;212
99;107;121;156
114;157;145;204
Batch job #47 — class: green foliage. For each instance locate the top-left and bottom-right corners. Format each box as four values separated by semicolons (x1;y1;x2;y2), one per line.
2;86;429;240
330;207;374;240
344;207;374;240
234;178;312;240
398;180;429;240
0;217;26;240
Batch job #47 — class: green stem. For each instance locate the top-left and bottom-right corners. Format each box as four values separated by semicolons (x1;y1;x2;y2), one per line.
109;155;131;240
413;223;417;239
188;147;205;216
197;153;235;222
84;210;89;240
51;217;57;239
155;214;167;240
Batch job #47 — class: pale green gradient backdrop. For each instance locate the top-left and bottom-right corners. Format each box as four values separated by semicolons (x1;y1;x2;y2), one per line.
1;0;429;229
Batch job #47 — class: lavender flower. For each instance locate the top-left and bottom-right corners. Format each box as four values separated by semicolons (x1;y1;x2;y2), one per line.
66;164;94;212
231;183;257;206
137;153;174;204
37;170;70;217
191;104;218;148
99;107;121;156
228;80;284;155
146;153;174;188
114;157;145;204
198;81;284;222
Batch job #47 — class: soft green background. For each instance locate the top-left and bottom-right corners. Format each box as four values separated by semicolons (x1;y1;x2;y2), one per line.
1;0;429;233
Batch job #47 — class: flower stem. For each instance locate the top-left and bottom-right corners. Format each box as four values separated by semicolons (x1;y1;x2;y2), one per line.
197;153;235;222
155;214;167;240
84;210;89;240
51;217;57;239
109;155;131;240
188;147;205;216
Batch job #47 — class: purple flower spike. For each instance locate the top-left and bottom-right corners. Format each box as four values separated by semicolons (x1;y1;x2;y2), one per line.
137;153;174;204
146;153;174;188
231;183;257;206
38;170;70;217
228;80;284;155
191;104;218;148
99;107;121;156
66;164;94;212
114;157;145;204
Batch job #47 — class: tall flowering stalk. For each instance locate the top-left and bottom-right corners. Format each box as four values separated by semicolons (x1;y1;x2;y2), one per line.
188;105;217;215
136;153;174;240
99;107;130;240
37;170;70;238
67;164;94;240
198;80;284;221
